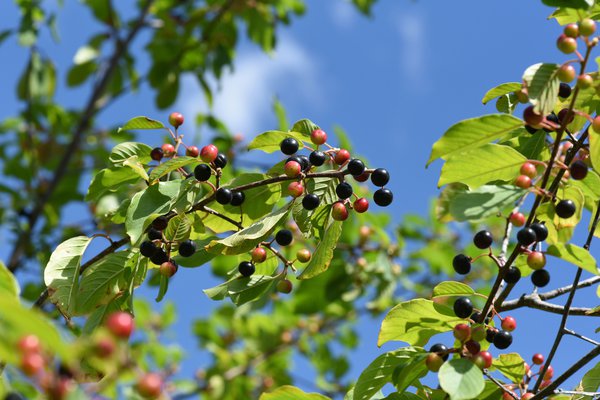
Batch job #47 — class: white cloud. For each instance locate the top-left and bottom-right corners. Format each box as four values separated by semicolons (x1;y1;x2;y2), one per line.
331;0;357;29
396;13;429;90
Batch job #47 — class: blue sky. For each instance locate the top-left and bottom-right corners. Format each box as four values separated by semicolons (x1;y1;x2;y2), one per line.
2;0;600;397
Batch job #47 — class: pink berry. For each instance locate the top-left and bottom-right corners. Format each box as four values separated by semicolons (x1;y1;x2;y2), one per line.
284;161;302;177
331;201;349;221
515;175;532;189
168;112;184;128
310;129;327;145
106;311;134;339
287;181;304;198
501;316;517;332
334;149;351;165
353;198;369;213
509;212;526;227
186;145;199;157
161;143;175;157
200;144;218;163
520;162;537;179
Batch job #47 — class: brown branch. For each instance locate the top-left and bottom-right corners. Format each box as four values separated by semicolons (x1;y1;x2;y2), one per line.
497;293;600;316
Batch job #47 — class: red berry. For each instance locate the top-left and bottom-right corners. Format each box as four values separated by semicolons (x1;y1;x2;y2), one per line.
296;249;311;263
509;212;526;227
136;373;163;399
523;106;544;128
200;144;218;163
310;129;327;145
94;337;116;358
515;175;532;189
159;261;178;277
331;201;349;221
21;352;44;376
334;149;351;165
284;161;302;177
276;279;293;294
501;316;517;332
473;351;493;369
425;353;444;372
558;64;576;83
520;162;537;179
522;394;535;400
564;23;579;38
18;334;41;354
161;143;175;157
532;353;544;365
453;323;471;342
186;145;199;157
287;181;304;198
251;247;267;263
353;198;369;213
544;365;554;381
527;251;546;270
503;393;516;400
578;74;594;89
580;18;597;37
106;311;134;339
168;112;184;128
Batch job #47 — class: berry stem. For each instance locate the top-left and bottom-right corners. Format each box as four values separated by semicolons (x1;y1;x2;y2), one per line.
261;241;296;272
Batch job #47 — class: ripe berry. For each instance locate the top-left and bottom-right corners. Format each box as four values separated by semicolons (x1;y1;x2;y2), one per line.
509;212;526;227
579;18;596;36
186;146;199;157
558;83;572;99
474;351;493;369
594;116;600;133
303;194;320;210
136;373;163;399
453;323;471;342
168;112;184;128
525;125;539;134
18;335;41;354
353;198;369;213
159;260;178;277
453;297;473;319
354;171;370;182
486;328;498;343
275;229;293;246
555;199;576;218
544;365;554;381
527;251;546;270
140;241;158;258
501;316;517;332
280;138;299;155
517;227;537;246
373;188;393;207
334;149;351;165
564;23;579;38
544;112;559;132
150;147;164;162
331;201;349;221
452;254;471;275
532;269;550;287
473;230;493;249
523;106;544;128
515;175;532;189
465;340;480;355
216;188;233;204
161;143;175;157
284;160;302;177
336;182;353;199
520;162;537;179
425;353;444;372
557;34;577;54
276;279;293;294
298;155;311;172
200;144;219;163
178;240;196;257
214;153;228;169
287;181;304;198
106;311;134;339
570;160;588;180
532;353;544;365
371;168;390;186
309;150;326;166
150;249;169;265
310;129;327;145
238;261;255;277
429;343;449;361
152;216;169;231
558;64;576;82
530;222;548;242
347;159;366;176
251;247;267;263
20;352;44;376
578;74;594;89
558;108;575;124
194;164;212;181
230;191;245;206
148;228;162;241
296;249;311;263
493;330;513;349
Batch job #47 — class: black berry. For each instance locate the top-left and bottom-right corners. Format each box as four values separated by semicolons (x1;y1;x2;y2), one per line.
150;147;164;161
178;240;196;257
493;330;513;349
214;153;228;169
517;227;537;246
486;328;498;343
230;191;245;206
558;82;572;98
504;266;521;284
471;311;490;324
309;151;326;166
429;343;449;361
347;159;366;176
280;138;299;155
303;194;320;210
140;241;158;258
373;188;393;207
544;112;559;132
298;155;311;172
453;297;473;319
525;125;539;134
532;269;550;287
216;188;233;204
530;222;548;242
238;261;255;277
150;249;169;265
371;168;390;186
473;230;493;249
275;229;293;246
152;216;169;231
336;182;353;199
570;160;588;180
452;254;471;275
555;199;576;218
194;164;212;181
148;228;162;241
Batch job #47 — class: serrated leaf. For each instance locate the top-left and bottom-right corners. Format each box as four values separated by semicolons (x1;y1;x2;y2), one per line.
247;130;307;153
118;116;166;133
523;63;560;115
432;281;475;298
298;220;343;279
492;353;525;384
164;214;192;243
149;156;196;182
482;82;521;104
291;119;320;136
546;243;598;275
428;115;523;165
260;385;330;400
438;358;485;400
0;261;19;298
449;185;525;221
109;142;153;166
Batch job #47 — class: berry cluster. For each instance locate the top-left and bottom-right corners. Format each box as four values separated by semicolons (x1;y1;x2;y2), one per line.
501;353;554;400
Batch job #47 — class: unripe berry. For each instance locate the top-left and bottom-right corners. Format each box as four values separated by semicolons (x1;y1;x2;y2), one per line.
557;34;577;54
310;129;327;145
251;247;267;263
579;18;596;37
168;112;184;128
200;144;218;163
425;353;444;372
520;162;537;179
136;373;163;399
276;279;293;294
544;365;554;381
473;351;493;369
522;393;535;400
18;334;41;354
106;311;134;339
284;160;302;177
509;212;526;227
527;251;546;270
94;337;116;358
471;325;487;342
558;64;576;82
515;175;532;189
334;149;351;165
453;323;471;342
532;353;544;365
523;106;544;128
578;74;594;89
186;146;199;157
353;198;369;213
564;23;579;38
593;116;600;133
501;316;517;332
20;352;44;376
296;249;311;263
287;181;304;198
161;143;175;157
160;260;178;277
331;201;349;221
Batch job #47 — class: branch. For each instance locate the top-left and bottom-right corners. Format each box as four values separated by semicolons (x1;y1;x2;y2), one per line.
497;293;600;316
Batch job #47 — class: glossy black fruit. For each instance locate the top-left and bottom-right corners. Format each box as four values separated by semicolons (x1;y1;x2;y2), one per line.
298;155;311;172
470;311;490;324
150;147;164;161
194;164;212;181
493;330;513;349
275;229;293;246
347;159;366;176
558;82;572;98
530;222;548;242
152;216;169;231
303;194;320;210
525;125;539;134
473;230;493;249
373;188;393;207
544;112;559;132
486;328;498;343
570;160;588;180
532;269;550;287
280;138;299;155
214;153;228;169
178;240;196;257
336;182;353;199
150;249;169;265
309;151;326;166
517;227;537;246
555;199;576;218
452;254;471;275
148;228;162;241
429;343;449;361
453;297;473;319
504;266;521;284
216;188;233;205
238;261;255;277
230;191;245;206
140;241;158;258
371;168;390;186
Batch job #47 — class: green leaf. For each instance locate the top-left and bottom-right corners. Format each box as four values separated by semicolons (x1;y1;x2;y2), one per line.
581;360;600;392
156;274;169;302
247;130;307;153
298;220;343;279
117;116;166;133
123;155;149;181
392;353;429;393
85;166;141;201
165;214;192;243
378;299;463;347
432;281;475;298
260;385;331;400
589;127;600;172
572;169;600;210
448;185;525;221
438;358;485;400
491;353;525;384
482;82;521;104
291;119;320;136
67;61;97;87
495;93;517;114
427;115;523;165
43;236;93;316
109;142;153;166
438;144;527;188
542;0;593;9
546;243;598;275
0;261;19;298
174;236;218;268
523;63;560;115
228;275;276;306
149;156;197;182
